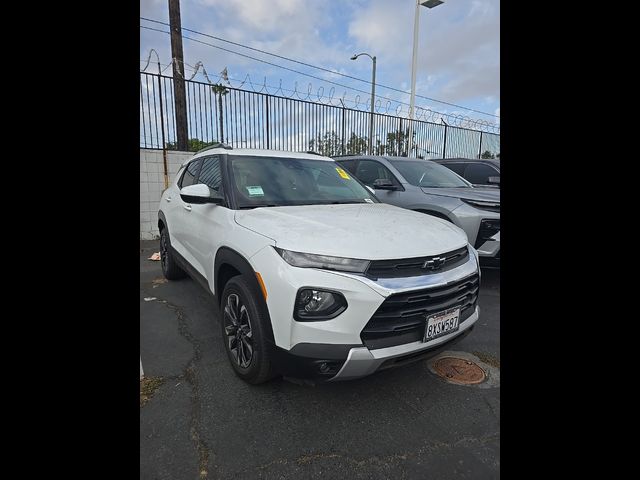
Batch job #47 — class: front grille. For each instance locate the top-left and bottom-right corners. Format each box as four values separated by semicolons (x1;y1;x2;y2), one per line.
464;199;500;213
361;274;479;350
475;219;500;249
366;246;469;279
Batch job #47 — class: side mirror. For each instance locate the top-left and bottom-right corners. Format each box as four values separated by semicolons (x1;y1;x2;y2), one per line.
373;178;396;190
487;176;500;185
180;184;224;205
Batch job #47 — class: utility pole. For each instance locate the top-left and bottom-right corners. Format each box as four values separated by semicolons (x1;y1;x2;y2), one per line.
169;0;188;151
369;56;376;155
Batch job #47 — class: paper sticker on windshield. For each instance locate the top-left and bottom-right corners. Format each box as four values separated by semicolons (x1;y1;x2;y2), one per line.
364;198;374;203
246;186;264;196
336;167;351;180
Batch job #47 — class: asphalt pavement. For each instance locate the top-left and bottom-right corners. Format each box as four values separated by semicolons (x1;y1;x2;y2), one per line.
140;240;500;479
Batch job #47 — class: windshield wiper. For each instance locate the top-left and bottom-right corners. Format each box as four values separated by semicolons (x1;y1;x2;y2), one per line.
237;204;279;209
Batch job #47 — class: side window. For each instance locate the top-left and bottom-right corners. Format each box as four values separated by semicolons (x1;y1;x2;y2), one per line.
464;163;499;184
197;156;223;192
444;163;466;176
179;159;202;188
355;160;399;187
337;159;357;174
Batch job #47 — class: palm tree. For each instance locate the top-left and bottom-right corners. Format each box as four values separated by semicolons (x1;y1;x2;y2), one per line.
211;83;229;143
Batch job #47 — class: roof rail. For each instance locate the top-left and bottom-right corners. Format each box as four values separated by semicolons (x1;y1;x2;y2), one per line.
194;142;233;154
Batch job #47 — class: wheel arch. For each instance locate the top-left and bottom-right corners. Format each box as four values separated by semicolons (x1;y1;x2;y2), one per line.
215;247;275;344
413;208;454;223
158;210;168;232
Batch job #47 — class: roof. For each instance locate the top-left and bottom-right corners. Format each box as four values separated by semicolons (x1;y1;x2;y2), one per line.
437;157;500;166
333;155;439;163
183;147;335;166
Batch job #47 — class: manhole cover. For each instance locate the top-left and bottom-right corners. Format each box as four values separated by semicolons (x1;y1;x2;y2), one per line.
432;357;486;385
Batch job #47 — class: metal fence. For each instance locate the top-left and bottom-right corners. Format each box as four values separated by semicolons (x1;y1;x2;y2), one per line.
140;72;500;159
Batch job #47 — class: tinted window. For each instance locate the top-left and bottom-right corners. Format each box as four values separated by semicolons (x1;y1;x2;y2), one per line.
179;159;202;188
355;160;399;187
390;160;470;188
443;163;466;176
230;156;377;208
337;159;357;174
198;156;222;192
464;163;499;184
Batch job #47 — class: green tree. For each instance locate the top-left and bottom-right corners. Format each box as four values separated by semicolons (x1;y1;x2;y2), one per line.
166;138;217;152
211;83;230;143
481;150;495;159
309;131;369;156
345;132;368;155
309;131;342;156
385;129;415;156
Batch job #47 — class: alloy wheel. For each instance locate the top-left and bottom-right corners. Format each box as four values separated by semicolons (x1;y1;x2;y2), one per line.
223;293;254;368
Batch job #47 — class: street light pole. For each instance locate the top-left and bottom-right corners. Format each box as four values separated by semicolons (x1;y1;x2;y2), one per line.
351;53;376;155
408;0;421;135
408;0;444;157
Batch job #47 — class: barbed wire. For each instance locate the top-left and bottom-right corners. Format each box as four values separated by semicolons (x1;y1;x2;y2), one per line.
140;17;499;120
139;26;501;131
140;54;500;134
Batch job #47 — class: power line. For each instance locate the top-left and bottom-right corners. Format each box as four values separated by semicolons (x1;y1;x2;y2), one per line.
140;24;496;129
140;17;499;119
141;25;410;109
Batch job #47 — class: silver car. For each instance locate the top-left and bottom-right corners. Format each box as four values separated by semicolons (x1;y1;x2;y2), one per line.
335;155;500;266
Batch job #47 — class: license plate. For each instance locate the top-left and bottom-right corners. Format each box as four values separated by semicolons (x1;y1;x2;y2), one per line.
423;307;460;343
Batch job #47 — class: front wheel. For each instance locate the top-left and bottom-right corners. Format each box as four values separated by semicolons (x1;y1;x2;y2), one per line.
221;275;274;384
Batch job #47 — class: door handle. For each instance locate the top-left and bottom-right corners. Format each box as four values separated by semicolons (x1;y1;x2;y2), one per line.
166;196;172;203
183;204;192;212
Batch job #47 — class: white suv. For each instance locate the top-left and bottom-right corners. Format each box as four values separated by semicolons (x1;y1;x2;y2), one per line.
158;145;481;384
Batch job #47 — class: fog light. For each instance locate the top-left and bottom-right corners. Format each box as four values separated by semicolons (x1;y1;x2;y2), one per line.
294;288;347;321
315;361;342;375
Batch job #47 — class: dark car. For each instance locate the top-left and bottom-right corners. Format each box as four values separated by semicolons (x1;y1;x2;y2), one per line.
435;158;500;188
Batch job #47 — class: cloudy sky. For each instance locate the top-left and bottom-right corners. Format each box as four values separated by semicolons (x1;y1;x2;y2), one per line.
140;0;499;125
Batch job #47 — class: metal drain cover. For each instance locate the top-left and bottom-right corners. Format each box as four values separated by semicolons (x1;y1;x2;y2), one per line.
432;357;486;385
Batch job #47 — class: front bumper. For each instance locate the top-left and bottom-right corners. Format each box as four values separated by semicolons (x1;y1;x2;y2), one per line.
249;244;481;381
477;230;500;260
270;312;476;382
449;204;500;259
329;306;477;381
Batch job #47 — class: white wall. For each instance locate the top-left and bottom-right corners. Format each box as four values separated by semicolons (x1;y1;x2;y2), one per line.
140;149;193;240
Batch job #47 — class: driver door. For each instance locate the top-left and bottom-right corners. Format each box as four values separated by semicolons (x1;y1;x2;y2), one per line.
354;159;405;206
168;158;202;271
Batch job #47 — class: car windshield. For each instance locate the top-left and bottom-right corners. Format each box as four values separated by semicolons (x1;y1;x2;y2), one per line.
390;160;471;188
229;155;378;208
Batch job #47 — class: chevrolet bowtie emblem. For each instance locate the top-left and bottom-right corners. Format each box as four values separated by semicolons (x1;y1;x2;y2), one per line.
423;257;446;270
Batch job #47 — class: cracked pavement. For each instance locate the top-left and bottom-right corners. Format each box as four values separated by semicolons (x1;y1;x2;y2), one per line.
140;240;500;479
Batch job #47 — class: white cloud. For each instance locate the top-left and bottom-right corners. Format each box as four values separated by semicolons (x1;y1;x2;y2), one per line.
347;0;499;106
140;0;499;123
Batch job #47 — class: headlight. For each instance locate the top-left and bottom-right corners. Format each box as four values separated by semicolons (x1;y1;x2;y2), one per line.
461;198;500;213
294;288;347;321
275;248;370;274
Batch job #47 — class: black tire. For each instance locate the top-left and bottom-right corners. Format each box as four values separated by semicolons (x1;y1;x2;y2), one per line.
160;227;187;280
221;275;274;384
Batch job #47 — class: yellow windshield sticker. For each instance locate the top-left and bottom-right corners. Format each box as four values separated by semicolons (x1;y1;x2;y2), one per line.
336;167;351;180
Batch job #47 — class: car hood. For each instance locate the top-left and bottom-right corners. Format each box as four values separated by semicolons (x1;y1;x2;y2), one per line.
234;203;468;260
420;187;500;202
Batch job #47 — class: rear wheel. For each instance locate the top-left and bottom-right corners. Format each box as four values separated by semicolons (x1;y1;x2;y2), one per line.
159;227;186;280
221;275;274;384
